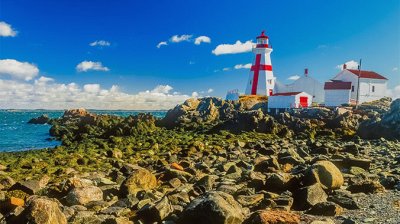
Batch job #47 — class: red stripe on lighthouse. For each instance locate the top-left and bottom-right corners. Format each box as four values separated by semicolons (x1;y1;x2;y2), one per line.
251;65;272;71
251;54;261;95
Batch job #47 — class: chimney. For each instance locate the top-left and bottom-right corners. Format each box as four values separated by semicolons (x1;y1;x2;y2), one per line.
304;68;308;77
343;63;347;70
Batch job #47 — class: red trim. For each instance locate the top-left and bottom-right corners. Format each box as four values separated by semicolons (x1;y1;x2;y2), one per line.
256;31;269;39
272;92;302;96
251;64;272;71
324;81;352;90
251;54;261;95
256;44;269;48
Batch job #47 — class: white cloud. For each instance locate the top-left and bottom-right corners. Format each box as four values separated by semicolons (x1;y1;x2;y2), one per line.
337;60;359;70
387;85;400;100
223;67;230;71
0;59;39;81
0;77;194;109
157;41;168;48
207;88;214;93
170;34;192;43
0;21;17;37
234;63;252;69
76;61;109;72
191;91;199;98
212;40;254;55
393;67;398;72
194;36;211;45
89;40;111;47
287;75;301;81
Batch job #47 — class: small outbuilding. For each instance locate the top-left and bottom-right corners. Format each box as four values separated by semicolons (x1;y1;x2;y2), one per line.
324;81;352;106
268;91;312;113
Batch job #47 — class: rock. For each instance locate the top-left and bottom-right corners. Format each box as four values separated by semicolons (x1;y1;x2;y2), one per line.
25;196;67;224
347;180;385;194
28;114;51;124
294;183;327;210
66;186;103;205
305;160;344;190
344;157;371;170
310;218;335;224
105;217;134;224
9;197;24;207
194;175;217;193
236;194;264;207
264;172;292;192
70;211;103;223
0;174;15;190
178;191;245;224
10;180;42;195
306;201;343;216
328;190;359;209
121;168;157;196
243;210;300;224
138;196;173;222
171;162;184;171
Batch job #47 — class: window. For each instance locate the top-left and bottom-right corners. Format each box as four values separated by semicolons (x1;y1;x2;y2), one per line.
351;86;354;92
372;86;375;92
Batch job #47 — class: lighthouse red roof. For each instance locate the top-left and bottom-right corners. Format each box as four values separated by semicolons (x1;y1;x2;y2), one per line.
347;69;388;80
324;81;352;90
256;31;269;39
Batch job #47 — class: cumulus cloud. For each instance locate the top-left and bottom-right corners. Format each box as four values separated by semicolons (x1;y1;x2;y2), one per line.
157;41;168;48
0;77;197;109
212;40;254;55
170;34;193;43
194;36;211;45
207;88;214;93
0;59;39;81
337;60;359;70
287;75;301;81
76;61;109;72
0;21;17;37
223;67;230;71
234;63;252;69
89;40;111;47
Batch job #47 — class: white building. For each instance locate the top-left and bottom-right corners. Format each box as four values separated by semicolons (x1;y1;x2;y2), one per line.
324;67;388;106
245;31;276;96
268;91;312;113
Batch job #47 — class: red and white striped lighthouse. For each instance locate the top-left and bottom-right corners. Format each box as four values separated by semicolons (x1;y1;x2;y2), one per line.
245;31;275;96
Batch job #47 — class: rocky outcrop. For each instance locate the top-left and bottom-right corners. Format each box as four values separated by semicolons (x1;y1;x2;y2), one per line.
358;98;400;139
28;114;51;124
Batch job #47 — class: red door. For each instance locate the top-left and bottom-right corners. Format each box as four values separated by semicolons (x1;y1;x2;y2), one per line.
299;96;308;108
269;89;273;96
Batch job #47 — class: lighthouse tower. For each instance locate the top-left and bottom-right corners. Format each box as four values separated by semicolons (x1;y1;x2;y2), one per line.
245;31;275;96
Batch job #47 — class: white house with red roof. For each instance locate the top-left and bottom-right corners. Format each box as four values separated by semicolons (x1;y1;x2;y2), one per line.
324;65;388;106
268;91;312;113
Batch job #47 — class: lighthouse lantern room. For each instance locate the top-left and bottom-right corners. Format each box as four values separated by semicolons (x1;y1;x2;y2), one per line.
245;31;276;96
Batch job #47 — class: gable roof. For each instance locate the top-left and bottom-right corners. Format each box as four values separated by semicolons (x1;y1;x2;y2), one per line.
347;69;388;80
272;92;302;96
324;81;352;90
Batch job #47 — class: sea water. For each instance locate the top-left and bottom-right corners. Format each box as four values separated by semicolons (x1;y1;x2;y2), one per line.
0;110;166;152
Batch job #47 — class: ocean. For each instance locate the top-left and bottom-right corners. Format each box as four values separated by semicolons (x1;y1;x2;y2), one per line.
0;110;167;152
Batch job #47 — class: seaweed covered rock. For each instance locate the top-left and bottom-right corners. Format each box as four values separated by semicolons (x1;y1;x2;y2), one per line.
121;167;157;196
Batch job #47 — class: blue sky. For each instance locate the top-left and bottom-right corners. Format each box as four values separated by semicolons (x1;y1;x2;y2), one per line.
0;0;399;109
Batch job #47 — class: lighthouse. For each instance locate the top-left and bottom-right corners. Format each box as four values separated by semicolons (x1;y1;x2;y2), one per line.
245;31;275;96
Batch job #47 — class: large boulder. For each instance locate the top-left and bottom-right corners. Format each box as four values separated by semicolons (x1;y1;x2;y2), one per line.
178;191;245;224
66;186;103;205
243;210;300;224
305;161;344;190
28;114;51;124
25;196;67;224
121;168;157;196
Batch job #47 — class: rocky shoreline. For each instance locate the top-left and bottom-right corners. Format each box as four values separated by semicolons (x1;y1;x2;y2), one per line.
0;97;399;224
